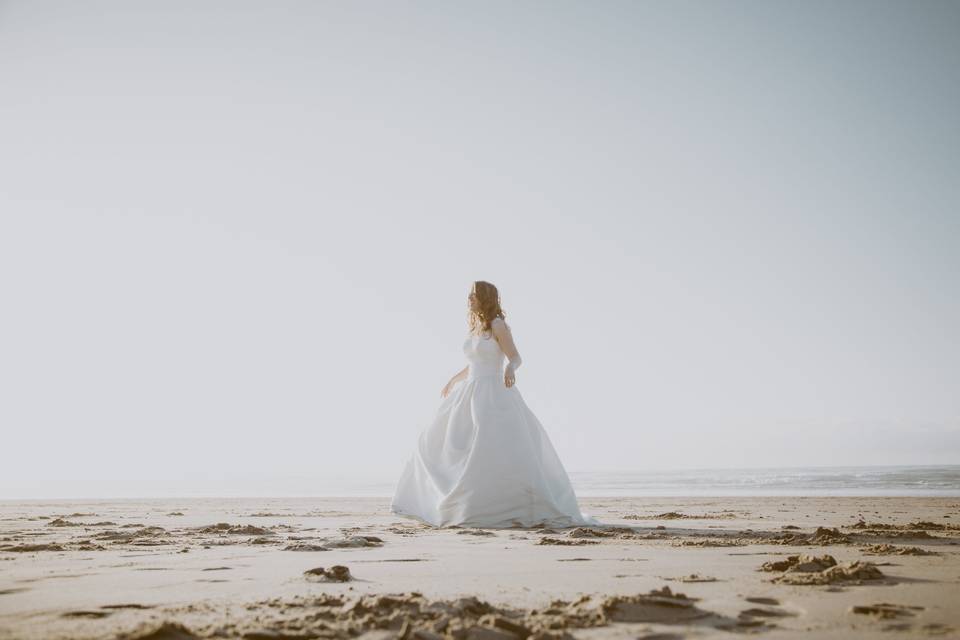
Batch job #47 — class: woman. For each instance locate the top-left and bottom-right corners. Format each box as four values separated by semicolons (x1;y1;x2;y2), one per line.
391;281;597;528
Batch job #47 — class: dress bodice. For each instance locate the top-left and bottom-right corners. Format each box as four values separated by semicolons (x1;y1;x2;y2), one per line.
463;333;505;379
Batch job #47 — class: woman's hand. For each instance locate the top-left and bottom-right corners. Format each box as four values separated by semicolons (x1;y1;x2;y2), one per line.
504;366;516;388
441;366;469;398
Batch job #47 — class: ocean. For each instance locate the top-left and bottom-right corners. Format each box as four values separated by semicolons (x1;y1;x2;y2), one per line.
333;465;960;498
4;465;958;501
567;465;960;497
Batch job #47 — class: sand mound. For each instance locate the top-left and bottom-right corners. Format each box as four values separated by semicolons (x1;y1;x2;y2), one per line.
760;554;885;585
860;543;938;556
667;526;854;548
746;526;852;546
661;574;718;583
327;535;383;548
777;561;884;585
625;512;737;520
195;523;274;536
857;530;937;540
283;542;330;551
304;565;353;582
285;536;383;551
46;518;115;527
456;529;496;537
47;518;83;527
848;520;960;532
567;527;635;539
122;622;198;640
387;524;435;535
761;554;837;573
809;527;852;544
844;520;954;540
0;543;66;552
537;537;599;546
94;526;170;545
131;588;753;639
74;540;108;551
672;538;744;547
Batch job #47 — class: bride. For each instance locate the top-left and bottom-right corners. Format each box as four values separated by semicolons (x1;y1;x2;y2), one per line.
391;281;597;528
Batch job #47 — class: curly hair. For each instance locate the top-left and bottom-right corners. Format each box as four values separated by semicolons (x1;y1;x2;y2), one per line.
467;280;506;335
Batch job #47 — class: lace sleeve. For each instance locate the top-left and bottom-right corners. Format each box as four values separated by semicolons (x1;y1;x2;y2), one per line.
491;317;522;371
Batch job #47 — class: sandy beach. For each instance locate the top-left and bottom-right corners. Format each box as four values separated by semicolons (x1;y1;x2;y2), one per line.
1;496;958;639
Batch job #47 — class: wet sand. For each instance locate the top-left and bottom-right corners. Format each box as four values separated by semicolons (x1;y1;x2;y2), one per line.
1;496;958;639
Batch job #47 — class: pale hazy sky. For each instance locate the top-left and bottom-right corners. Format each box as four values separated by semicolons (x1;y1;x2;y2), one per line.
1;1;958;498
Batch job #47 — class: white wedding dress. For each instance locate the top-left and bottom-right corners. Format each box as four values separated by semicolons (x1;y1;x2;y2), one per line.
391;330;598;528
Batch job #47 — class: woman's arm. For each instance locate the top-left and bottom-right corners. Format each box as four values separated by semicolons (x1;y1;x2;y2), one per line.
441;365;469;398
491;317;522;388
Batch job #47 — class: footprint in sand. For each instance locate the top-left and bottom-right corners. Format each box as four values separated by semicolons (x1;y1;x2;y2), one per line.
850;603;925;619
739;607;795;618
738;592;797;623
62;611;111;619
